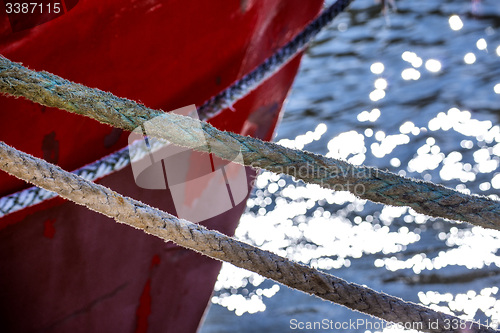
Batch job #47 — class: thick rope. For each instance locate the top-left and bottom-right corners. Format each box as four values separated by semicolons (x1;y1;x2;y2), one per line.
0;0;352;217
0;141;496;333
0;56;499;230
0;139;160;217
4;0;493;231
197;0;352;119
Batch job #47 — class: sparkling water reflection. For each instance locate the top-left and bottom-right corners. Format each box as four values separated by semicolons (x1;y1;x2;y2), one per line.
201;0;500;331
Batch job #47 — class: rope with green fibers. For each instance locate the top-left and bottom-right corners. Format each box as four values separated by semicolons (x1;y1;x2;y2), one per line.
0;0;353;218
0;55;499;230
0;140;497;333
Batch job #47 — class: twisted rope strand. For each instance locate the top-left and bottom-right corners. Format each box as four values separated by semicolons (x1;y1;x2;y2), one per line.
0;137;163;217
0;0;350;217
0;141;496;333
197;0;352;119
0;56;499;230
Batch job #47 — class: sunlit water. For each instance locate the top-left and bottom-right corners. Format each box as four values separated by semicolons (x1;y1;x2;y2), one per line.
201;0;500;331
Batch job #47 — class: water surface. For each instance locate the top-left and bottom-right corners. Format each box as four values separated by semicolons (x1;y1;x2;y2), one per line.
201;0;500;331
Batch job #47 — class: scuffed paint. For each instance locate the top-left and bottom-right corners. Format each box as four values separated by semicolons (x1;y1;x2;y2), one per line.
135;254;161;333
43;218;56;239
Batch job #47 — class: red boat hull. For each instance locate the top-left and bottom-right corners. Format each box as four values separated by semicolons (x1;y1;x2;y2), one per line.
0;0;322;332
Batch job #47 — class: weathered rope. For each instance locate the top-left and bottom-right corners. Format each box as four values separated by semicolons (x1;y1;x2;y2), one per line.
0;139;160;217
0;0;352;217
197;0;352;119
1;56;499;230
0;141;496;333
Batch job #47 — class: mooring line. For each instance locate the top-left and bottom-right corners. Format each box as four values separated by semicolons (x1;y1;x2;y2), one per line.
0;0;352;218
0;135;174;217
0;141;496;333
0;55;499;229
197;0;352;119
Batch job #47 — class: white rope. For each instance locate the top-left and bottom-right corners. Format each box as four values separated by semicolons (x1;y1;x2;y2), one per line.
0;138;169;217
0;140;495;333
0;0;352;217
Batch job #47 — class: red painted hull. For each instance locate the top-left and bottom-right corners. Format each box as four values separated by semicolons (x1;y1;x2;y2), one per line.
0;0;322;332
